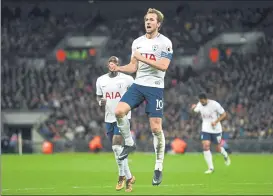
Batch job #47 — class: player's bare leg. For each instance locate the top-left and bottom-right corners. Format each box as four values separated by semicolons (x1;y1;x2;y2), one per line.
115;102;136;160
216;144;231;166
203;140;214;174
150;117;165;186
112;135;126;190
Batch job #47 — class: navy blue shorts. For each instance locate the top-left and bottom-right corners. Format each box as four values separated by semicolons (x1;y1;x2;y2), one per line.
201;132;222;144
120;83;164;118
105;122;121;142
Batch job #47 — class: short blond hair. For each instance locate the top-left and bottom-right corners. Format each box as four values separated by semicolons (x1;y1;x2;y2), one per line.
144;8;164;29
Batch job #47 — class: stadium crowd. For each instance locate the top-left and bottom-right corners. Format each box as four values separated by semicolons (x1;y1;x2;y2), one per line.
1;4;90;57
1;4;273;145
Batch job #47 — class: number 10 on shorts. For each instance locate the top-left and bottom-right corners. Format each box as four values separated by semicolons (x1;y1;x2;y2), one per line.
156;99;163;110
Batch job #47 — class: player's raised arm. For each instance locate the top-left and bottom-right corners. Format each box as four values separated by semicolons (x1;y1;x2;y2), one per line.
191;103;200;113
133;41;173;72
117;57;138;74
109;42;138;74
189;103;199;117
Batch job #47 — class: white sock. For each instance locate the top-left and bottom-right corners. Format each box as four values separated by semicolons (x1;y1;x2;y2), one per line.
116;116;134;146
153;131;165;171
112;145;125;176
203;150;214;170
220;147;228;158
123;158;132;180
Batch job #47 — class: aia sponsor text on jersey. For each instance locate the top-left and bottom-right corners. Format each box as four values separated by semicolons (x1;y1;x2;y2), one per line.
141;53;156;61
202;114;213;119
105;92;122;99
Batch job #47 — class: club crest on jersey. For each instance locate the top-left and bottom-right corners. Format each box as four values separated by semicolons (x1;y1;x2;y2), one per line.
152;45;159;52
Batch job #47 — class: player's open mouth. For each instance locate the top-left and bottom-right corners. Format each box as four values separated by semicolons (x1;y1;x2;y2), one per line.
146;26;151;29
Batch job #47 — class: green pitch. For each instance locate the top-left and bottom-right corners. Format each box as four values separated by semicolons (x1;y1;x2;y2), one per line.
2;153;273;195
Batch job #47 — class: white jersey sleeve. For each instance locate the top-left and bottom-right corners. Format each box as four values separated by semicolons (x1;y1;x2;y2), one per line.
215;101;225;115
96;77;103;96
160;38;173;61
131;40;137;58
126;75;134;87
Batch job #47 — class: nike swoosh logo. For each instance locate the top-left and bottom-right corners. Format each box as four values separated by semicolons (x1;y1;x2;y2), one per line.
101;85;106;88
119;154;128;160
137;47;141;49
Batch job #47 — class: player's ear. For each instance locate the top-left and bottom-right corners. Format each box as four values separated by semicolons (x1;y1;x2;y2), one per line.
157;22;161;29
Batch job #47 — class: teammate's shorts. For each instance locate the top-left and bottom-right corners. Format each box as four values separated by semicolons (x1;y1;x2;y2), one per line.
105;122;121;143
201;132;222;144
120;83;164;118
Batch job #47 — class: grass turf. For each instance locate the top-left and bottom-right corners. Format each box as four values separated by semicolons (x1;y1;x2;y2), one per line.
2;153;273;195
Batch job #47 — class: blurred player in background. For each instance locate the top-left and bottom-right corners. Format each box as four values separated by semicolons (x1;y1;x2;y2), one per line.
191;93;231;174
96;56;135;192
110;8;173;185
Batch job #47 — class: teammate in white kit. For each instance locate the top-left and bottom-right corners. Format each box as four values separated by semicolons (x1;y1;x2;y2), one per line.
109;8;173;186
191;93;231;174
96;56;135;192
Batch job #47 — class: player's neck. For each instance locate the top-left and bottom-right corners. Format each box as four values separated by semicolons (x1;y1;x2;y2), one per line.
146;31;159;39
108;72;118;78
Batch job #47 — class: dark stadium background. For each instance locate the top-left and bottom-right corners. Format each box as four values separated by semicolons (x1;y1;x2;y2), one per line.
2;1;273;195
1;0;273;154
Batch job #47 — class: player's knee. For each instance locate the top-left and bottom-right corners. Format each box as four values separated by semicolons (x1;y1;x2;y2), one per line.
112;135;123;146
203;146;210;151
115;103;130;118
202;142;210;151
151;126;161;133
149;118;162;133
216;145;221;152
115;107;126;118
